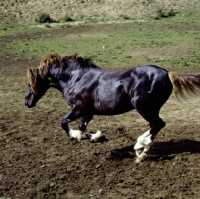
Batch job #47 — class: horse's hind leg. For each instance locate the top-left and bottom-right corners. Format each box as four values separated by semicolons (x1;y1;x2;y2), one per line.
134;116;165;163
132;88;168;163
132;75;172;163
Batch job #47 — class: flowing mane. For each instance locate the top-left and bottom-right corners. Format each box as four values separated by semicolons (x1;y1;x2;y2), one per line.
39;52;99;76
38;53;63;78
27;52;98;93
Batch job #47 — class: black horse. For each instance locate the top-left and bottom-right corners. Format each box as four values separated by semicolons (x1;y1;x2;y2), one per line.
25;53;200;163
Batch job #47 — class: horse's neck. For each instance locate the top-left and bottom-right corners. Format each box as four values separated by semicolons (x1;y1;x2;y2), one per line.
50;63;104;92
49;69;79;92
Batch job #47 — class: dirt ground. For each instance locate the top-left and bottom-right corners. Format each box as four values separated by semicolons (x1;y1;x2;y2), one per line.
1;29;200;199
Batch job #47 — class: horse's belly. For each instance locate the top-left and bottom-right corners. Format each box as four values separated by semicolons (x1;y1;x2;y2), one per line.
93;100;134;115
94;81;134;115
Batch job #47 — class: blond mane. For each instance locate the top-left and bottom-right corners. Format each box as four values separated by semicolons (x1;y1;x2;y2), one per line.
27;52;96;94
27;53;62;94
38;53;63;78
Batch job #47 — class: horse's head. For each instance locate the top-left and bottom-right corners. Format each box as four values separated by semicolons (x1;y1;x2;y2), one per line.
25;52;97;107
25;53;64;108
25;68;50;108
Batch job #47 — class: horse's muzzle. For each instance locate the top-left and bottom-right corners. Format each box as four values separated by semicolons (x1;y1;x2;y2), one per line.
25;102;36;108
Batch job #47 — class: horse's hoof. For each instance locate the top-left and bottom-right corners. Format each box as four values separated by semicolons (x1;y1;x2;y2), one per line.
85;132;93;139
98;135;109;142
85;132;96;142
70;136;75;140
135;153;147;164
68;129;82;141
135;157;142;164
85;131;108;143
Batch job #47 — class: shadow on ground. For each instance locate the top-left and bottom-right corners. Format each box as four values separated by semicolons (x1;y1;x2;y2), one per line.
108;139;200;161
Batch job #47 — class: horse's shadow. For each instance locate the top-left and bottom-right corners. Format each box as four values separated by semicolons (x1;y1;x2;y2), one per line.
108;139;200;161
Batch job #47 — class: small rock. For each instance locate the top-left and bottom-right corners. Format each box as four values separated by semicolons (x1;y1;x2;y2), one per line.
95;164;101;169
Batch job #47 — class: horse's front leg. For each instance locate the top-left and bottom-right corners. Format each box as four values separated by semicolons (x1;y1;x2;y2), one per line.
79;114;93;131
61;107;84;141
79;115;109;143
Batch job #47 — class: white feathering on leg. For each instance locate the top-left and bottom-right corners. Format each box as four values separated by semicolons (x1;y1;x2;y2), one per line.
134;130;152;151
69;129;82;141
134;130;153;163
90;130;102;142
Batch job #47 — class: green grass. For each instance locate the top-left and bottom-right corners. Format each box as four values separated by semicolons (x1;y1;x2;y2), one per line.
3;14;200;70
0;12;44;36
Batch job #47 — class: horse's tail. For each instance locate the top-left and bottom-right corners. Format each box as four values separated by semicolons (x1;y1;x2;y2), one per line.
168;71;200;100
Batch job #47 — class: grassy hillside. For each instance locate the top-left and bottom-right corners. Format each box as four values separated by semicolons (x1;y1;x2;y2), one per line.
0;0;200;24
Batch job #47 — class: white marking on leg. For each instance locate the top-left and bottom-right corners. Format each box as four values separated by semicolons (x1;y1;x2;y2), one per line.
90;130;102;142
69;129;82;142
134;130;153;163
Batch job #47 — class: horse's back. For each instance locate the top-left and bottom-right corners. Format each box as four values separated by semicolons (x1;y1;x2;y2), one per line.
93;65;172;115
131;64;172;94
71;64;172;116
132;65;169;83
